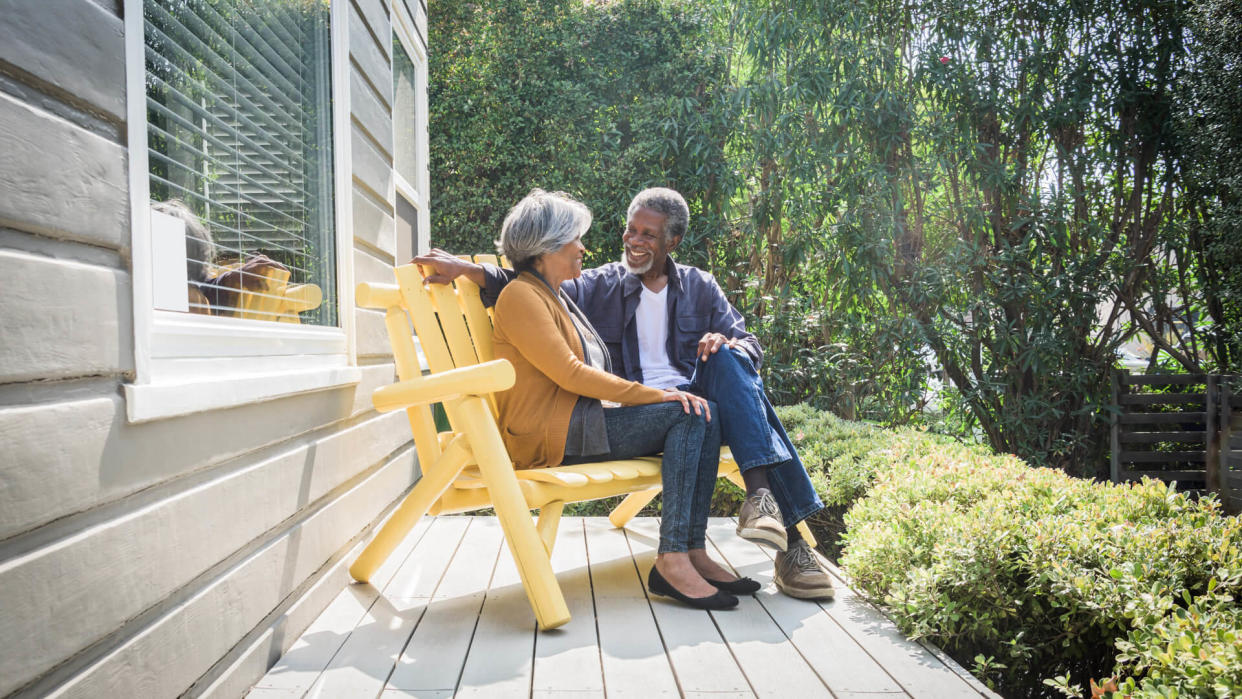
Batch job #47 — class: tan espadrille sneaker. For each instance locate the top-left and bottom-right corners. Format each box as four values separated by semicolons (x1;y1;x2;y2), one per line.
774;539;836;600
736;488;787;552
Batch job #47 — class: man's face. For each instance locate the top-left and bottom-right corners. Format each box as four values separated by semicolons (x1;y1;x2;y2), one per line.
621;206;678;275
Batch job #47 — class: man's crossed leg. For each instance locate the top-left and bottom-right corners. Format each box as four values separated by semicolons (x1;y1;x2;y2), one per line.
684;348;835;600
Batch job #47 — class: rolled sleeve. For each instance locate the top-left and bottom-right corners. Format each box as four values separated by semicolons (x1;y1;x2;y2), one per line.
480;263;517;308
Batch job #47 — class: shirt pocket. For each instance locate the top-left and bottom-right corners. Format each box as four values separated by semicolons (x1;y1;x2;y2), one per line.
675;314;709;362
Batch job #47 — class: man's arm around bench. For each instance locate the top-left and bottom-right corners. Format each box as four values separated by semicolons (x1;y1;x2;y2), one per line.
412;249;514;307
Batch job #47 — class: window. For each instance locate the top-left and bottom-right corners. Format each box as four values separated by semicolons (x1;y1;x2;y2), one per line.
392;13;428;262
144;0;336;324
124;0;357;422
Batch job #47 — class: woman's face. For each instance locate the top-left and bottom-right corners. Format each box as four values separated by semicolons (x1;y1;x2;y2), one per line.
538;234;586;282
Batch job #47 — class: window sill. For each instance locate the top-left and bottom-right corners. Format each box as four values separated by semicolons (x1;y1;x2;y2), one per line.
124;362;362;423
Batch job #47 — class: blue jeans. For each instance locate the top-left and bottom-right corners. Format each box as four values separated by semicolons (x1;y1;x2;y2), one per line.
562;402;720;553
682;348;823;526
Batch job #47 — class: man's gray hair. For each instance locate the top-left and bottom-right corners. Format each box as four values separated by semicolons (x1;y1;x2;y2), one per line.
627;187;689;243
497;189;592;269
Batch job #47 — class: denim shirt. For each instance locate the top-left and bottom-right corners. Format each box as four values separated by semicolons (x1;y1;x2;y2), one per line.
481;257;763;383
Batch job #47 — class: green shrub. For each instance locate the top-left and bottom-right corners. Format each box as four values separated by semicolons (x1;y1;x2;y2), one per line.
783;407;1242;698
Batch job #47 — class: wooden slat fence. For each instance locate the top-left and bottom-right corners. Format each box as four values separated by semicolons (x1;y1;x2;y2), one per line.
1222;382;1242;513
1110;372;1241;513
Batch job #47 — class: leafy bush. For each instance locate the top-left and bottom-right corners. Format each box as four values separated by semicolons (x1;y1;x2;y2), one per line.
784;407;1242;698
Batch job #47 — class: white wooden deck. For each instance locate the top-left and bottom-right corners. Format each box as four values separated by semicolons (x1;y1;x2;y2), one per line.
248;517;995;698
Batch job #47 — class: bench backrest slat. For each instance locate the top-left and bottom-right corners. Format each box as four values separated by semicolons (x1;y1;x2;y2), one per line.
385;301;442;467
426;281;481;369
395;264;456;375
455;276;495;363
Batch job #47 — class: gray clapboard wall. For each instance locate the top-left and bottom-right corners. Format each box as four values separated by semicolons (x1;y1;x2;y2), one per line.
0;0;422;695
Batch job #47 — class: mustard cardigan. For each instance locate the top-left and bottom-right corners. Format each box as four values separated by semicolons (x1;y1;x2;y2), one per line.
493;272;665;469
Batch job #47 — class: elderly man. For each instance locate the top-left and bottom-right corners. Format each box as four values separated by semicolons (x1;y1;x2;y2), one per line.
415;187;833;600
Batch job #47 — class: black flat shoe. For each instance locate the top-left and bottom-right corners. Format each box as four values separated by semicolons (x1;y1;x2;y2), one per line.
705;576;762;595
647;566;739;610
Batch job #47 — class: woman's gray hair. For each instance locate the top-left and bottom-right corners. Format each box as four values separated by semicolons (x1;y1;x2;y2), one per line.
626;187;689;243
497;189;592;269
152;199;215;283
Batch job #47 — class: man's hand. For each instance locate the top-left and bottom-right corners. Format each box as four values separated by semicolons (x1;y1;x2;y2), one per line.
410;248;485;286
697;332;738;362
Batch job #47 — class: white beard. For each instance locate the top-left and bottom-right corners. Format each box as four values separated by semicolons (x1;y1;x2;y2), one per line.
621;249;653;275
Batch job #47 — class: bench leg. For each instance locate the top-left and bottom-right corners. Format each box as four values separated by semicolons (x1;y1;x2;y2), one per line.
458;398;571;630
723;466;818;548
350;434;473;583
608;488;660;529
536;501;563;556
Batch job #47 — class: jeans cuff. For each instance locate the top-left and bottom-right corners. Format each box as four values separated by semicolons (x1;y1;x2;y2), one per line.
658;539;689;554
784;500;825;527
736;452;787;471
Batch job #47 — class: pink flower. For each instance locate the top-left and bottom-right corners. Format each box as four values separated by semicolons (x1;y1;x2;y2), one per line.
939;56;950;64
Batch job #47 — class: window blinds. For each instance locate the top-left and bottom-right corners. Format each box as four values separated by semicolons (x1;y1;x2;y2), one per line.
144;0;336;325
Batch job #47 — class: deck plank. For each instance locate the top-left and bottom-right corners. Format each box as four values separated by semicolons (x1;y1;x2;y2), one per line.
531;518;605;697
704;519;905;698
254;517;992;699
820;572;983;697
816;559;993;698
583;518;680;699
625;518;755;698
727;517;985;699
383;517;472;599
251;517;435;695
387;518;504;694
249;585;378;696
696;523;833;698
307;518;467;697
454;521;539;698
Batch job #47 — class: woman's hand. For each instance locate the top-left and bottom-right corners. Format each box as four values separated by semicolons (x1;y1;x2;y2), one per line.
662;388;711;422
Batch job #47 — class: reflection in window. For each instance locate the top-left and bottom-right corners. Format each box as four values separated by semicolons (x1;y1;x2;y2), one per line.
144;0;336;325
393;37;419;189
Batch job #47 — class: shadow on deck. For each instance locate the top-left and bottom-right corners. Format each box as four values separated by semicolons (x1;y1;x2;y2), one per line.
247;517;995;698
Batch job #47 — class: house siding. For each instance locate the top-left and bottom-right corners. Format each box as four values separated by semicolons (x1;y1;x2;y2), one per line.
0;0;419;696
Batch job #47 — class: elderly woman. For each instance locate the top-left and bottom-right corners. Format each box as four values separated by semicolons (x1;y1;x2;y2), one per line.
492;189;758;610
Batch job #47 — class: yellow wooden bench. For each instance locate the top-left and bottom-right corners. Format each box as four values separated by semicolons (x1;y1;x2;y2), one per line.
190;263;323;323
350;256;814;629
232;265;322;323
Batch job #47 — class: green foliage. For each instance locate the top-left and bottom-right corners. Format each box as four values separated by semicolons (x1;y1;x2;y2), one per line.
431;0;1242;476
784;408;1242;697
1178;0;1242;372
429;0;731;267
714;0;1221;475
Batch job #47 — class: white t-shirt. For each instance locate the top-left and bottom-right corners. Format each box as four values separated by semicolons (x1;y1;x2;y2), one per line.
635;285;689;389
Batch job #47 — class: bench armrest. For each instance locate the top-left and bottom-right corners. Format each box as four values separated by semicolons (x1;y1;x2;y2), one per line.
372;359;514;412
356;282;402;310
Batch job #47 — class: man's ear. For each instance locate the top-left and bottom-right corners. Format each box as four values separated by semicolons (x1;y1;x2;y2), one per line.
670;234;683;251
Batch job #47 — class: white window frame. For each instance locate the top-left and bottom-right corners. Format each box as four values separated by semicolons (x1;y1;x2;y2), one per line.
122;0;359;422
392;1;431;257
